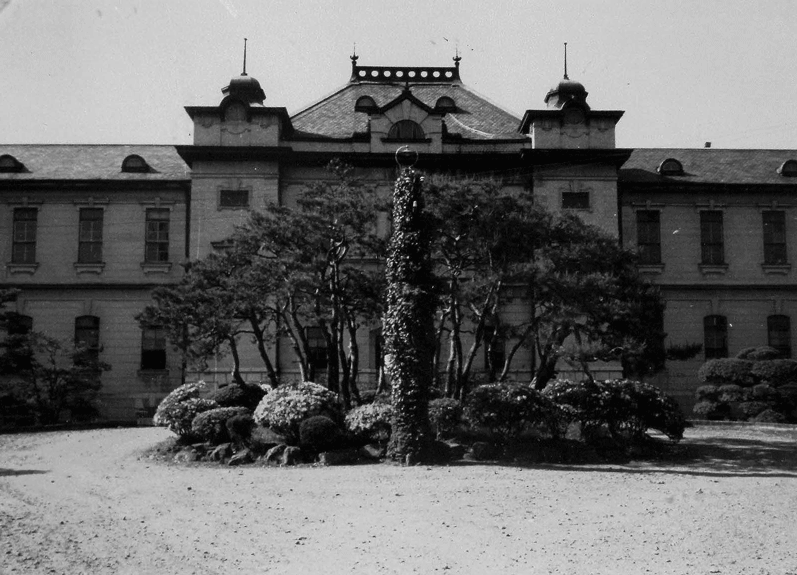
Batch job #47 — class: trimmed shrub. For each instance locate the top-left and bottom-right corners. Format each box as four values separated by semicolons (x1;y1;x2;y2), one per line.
750;383;777;400
154;382;219;439
739;401;772;419
698;359;754;387
345;402;394;443
191;407;251;445
299;415;346;453
226;413;255;447
253;382;340;442
736;346;781;361
428;398;463;438
754;409;786;424
692;400;729;420
212;384;267;410
695;385;721;402
717;384;745;403
750;360;797;387
465;383;560;441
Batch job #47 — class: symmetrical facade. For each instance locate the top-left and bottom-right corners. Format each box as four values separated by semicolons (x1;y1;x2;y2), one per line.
2;57;796;419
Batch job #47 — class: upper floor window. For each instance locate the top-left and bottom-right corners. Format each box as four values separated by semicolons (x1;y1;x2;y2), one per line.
767;315;791;358
387;120;425;141
657;158;684;176
355;96;378;113
78;208;104;263
145;209;170;263
141;326;167;370
562;191;589;210
762;210;787;265
12;207;37;264
434;96;456;112
636;210;661;265
704;315;728;359
700;210;724;265
219;189;250;209
121;154;150;173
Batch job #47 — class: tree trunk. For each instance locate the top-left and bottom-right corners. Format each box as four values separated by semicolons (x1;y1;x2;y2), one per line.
248;314;279;388
228;337;245;385
384;168;435;463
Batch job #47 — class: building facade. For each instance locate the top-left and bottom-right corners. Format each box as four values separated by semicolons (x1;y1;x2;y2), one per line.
2;58;796;419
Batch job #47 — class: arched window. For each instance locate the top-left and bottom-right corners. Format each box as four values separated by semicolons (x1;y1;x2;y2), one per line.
121;154;150;173
0;154;25;173
767;315;791;358
657;158;683;176
355;96;377;112
777;160;797;177
704;315;728;359
387;120;425;141
434;96;456;112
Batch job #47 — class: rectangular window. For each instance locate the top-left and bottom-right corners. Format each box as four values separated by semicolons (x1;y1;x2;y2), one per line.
767;315;791;358
219;189;250;209
636;210;661;265
305;326;328;372
700;211;724;265
704;315;728;359
562;191;590;210
141;327;167;370
145;209;170;263
78;208;103;263
75;315;100;362
12;208;37;264
763;211;787;264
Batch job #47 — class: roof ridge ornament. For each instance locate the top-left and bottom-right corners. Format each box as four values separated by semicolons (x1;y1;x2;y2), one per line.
349;62;461;83
242;38;248;76
563;42;568;80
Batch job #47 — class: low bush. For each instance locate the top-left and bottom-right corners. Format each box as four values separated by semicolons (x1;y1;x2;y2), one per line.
428;398;463;438
191;407;252;445
465;383;561;441
345;402;393;443
698;359;754;387
754;409;786;424
226;413;255;447
695;385;720;402
717;384;745;403
154;382;219;439
736;346;781;361
299;415;346;453
739;401;772;419
692;400;729;420
212;384;267;411
253;381;340;442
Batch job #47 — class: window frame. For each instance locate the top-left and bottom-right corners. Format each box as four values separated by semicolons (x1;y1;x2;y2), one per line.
144;208;170;263
767;315;791;358
636;210;662;265
305;326;328;373
78;208;104;264
762;210;787;265
387;120;425;141
700;210;725;265
218;189;250;210
561;191;590;210
140;326;167;370
12;207;38;264
75;315;100;361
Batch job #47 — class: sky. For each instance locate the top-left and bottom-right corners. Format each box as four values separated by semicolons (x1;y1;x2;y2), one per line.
1;0;796;149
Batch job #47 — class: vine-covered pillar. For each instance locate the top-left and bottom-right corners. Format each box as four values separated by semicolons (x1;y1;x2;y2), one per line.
384;166;435;463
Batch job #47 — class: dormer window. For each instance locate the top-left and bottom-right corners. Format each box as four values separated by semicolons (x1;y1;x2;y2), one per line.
223;101;248;122
657;158;683;176
387;120;425;141
0;154;25;173
121;154;150;173
355;96;378;113
778;160;797;177
434;96;456;112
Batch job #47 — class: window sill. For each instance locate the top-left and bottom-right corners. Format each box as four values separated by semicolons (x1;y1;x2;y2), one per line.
637;263;665;274
74;262;105;275
138;369;170;378
140;262;173;275
762;263;791;275
6;262;39;275
698;263;728;275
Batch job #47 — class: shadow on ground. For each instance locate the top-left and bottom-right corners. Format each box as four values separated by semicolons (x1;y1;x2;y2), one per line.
0;468;49;477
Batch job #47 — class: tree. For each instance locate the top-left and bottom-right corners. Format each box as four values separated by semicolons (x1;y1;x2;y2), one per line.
384;168;436;463
0;290;108;424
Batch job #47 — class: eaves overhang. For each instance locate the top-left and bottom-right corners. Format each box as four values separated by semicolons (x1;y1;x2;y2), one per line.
184;106;294;135
519;109;624;134
174;145;293;167
520;148;633;168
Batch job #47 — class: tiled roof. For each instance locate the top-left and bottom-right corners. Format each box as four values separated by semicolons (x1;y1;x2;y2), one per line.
290;82;523;141
621;148;797;186
0;145;190;181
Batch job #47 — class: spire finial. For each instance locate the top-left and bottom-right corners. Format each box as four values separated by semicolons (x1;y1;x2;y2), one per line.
563;42;568;80
242;38;248;76
453;46;461;66
351;42;358;63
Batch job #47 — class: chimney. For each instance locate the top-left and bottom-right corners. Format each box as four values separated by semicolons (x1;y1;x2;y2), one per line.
704;142;712;148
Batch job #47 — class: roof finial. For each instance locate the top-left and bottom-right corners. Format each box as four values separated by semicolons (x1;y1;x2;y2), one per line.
351;42;358;63
453;46;461;67
563;42;568;80
242;38;248;76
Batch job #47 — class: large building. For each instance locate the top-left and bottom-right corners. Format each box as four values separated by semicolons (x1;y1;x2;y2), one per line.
2;56;796;419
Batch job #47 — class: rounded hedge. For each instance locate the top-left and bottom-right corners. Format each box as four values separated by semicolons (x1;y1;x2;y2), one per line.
692;400;729;420
253;381;340;441
698;359;754;387
428;398;463;438
154;382;219;439
191;406;252;445
736;346;781;361
696;385;720;402
750;360;797;387
466;382;560;440
345;402;393;443
212;384;267;410
299;415;346;453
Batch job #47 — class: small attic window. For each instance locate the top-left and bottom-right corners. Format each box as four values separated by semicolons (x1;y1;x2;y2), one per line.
224;101;248;122
777;160;797;177
387;120;425;141
657;158;683;176
0;154;25;173
122;154;150;173
435;96;456;112
355;96;378;112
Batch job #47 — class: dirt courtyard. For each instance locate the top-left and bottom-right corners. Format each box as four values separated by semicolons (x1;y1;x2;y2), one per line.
1;425;796;575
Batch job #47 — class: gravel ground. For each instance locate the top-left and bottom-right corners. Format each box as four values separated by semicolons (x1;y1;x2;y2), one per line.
1;424;796;575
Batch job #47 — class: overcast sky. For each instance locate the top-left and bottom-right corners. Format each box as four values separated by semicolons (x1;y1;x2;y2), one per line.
2;0;796;149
